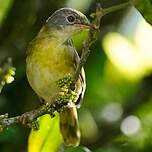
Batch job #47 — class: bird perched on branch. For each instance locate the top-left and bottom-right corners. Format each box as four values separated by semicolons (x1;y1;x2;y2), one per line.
26;8;91;146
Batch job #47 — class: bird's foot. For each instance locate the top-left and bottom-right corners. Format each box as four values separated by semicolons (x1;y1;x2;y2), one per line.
19;112;31;125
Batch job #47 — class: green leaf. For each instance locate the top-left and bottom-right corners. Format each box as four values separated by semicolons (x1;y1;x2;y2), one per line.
65;146;91;152
28;113;63;152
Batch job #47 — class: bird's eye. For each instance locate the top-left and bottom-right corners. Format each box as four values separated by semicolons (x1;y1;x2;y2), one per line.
66;15;75;23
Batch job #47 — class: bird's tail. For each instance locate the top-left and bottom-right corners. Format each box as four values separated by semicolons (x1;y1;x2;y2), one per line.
59;107;80;147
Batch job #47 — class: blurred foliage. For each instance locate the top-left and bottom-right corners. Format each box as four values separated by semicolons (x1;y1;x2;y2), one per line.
0;58;15;93
0;0;152;152
133;0;152;25
0;0;13;25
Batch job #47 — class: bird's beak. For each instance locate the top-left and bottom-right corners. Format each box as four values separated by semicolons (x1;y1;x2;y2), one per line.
75;23;97;30
85;23;97;30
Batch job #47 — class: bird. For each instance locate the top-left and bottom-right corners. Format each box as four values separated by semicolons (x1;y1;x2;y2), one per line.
26;8;91;147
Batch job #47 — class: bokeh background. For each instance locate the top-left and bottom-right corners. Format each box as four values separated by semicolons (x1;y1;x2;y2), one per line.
0;0;152;152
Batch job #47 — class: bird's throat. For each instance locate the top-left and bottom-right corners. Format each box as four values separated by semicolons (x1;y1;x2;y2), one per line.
37;26;71;44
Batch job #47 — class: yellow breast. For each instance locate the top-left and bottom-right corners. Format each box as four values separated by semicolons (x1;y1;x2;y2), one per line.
26;37;75;102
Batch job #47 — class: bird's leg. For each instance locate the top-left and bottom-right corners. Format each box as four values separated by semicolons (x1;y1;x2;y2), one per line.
19;111;39;130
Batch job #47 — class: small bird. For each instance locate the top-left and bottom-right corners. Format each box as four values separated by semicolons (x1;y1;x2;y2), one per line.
26;8;91;146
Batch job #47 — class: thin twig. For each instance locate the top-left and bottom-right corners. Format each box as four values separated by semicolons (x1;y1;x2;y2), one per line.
72;3;103;87
102;1;131;16
72;1;131;85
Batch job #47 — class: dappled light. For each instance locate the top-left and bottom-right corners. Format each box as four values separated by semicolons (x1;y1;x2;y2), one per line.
101;103;123;123
120;115;141;136
103;7;152;81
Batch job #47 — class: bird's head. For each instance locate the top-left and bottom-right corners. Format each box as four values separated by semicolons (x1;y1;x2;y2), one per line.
43;8;92;39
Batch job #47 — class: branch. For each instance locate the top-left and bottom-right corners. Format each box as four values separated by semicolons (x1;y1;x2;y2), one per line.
0;2;131;131
0;103;57;131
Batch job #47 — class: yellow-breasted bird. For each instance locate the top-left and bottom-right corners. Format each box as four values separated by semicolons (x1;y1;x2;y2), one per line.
26;8;91;146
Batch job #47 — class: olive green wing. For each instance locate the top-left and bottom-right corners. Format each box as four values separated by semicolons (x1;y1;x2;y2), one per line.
59;39;86;147
67;39;86;107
